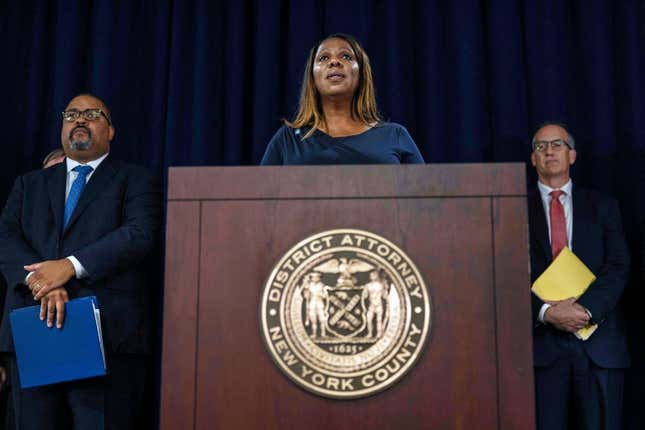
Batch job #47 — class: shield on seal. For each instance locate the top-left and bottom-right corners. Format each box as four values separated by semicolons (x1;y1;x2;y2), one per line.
325;287;367;338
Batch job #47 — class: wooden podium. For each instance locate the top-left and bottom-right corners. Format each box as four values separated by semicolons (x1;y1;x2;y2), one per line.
160;164;535;430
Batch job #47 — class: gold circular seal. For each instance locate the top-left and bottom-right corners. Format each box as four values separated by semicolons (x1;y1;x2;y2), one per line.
260;229;431;399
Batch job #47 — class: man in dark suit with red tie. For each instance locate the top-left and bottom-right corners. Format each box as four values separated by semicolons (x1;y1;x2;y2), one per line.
0;93;162;429
528;123;630;430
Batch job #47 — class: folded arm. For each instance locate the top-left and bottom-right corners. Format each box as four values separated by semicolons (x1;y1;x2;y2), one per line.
0;176;44;288
70;170;163;284
576;198;630;323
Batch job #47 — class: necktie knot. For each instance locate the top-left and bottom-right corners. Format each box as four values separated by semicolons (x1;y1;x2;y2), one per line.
73;165;93;177
550;189;565;200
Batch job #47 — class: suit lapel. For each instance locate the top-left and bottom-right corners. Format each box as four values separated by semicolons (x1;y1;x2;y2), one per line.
47;163;67;236
529;188;552;263
571;184;587;255
63;156;118;235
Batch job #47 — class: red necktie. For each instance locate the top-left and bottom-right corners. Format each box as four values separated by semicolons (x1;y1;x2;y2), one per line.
549;190;567;258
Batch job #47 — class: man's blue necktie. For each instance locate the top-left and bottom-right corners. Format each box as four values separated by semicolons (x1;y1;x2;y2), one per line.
63;165;93;229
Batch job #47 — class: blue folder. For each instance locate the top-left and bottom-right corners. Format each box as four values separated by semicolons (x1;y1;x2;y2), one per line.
10;295;106;388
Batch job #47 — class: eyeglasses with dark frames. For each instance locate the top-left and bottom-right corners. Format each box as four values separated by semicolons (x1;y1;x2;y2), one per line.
532;139;571;152
61;108;112;125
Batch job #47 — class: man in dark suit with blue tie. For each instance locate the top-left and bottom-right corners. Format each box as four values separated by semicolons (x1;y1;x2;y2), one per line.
0;93;162;429
528;123;630;430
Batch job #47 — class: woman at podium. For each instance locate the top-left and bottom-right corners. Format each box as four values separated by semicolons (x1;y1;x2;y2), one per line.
260;33;424;165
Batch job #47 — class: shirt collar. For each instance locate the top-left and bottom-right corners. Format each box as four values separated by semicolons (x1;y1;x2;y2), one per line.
537;178;572;199
66;152;109;173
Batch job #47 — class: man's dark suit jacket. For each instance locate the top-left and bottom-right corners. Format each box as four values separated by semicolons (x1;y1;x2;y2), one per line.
0;156;162;354
529;184;630;369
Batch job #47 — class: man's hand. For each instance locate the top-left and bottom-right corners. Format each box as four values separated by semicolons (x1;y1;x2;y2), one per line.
544;297;590;333
25;259;75;300
544;299;566;306
39;288;70;329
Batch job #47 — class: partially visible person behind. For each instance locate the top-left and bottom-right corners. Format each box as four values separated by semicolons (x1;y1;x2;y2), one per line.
528;122;630;430
42;148;65;169
261;33;424;165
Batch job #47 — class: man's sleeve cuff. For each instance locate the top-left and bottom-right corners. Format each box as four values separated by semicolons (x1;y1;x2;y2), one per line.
24;271;34;285
538;303;551;323
66;256;88;279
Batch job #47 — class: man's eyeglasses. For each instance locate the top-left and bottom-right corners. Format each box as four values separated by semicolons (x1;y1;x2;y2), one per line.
532;139;571;152
62;108;111;125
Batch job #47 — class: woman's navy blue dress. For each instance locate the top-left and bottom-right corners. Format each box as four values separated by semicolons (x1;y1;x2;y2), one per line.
260;122;425;165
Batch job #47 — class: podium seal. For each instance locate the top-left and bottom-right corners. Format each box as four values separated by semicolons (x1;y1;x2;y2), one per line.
260;229;431;399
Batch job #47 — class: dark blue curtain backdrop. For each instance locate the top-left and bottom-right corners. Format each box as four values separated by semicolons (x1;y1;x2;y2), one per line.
1;0;645;427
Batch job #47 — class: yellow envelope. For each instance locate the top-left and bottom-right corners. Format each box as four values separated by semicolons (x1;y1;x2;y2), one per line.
531;247;598;340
